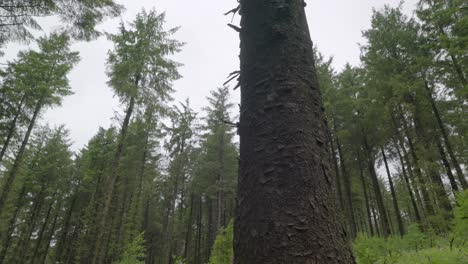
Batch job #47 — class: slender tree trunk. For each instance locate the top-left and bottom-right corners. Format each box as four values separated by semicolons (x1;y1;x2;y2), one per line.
0;185;26;264
184;193;195;260
371;206;381;237
205;198;214;263
17;185;46;263
55;195;77;263
424;79;466;189
195;196;202;264
29;200;55;264
336;135;357;239
363;138;390;237
0;93;26;164
235;1;355;262
381;147;405;237
40;206;60;264
437;141;459;193
330;134;345;211
217;132;226;230
93;94;136;264
357;151;374;237
395;143;421;222
0;97;43;215
398;106;434;215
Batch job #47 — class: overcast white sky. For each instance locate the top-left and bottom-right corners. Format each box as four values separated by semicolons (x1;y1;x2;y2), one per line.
3;0;419;151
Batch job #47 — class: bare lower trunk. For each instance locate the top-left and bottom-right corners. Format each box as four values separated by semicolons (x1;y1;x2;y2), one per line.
357;152;374;237
330;134;345;211
381;147;404;237
336;134;356;239
437;141;459;193
424;79;466;189
235;1;355;263
394;143;421;222
363;138;390;237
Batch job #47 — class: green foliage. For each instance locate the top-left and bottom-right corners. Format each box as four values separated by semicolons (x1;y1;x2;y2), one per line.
0;0;123;49
452;190;468;246
209;221;234;264
353;230;467;264
106;9;182;106
118;232;147;264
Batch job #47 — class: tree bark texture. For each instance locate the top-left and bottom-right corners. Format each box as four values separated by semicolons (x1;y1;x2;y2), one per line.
235;1;355;263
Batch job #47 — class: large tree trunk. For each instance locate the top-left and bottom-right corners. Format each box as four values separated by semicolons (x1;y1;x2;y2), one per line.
0;93;26;164
0;96;43;215
381;147;405;237
235;1;355;263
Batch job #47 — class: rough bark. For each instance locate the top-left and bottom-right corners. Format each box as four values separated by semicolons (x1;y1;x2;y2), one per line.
235;1;355;263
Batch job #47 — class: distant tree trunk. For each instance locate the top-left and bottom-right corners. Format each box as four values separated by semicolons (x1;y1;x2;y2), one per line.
40;206;60;264
217;132;226;230
330;134;345;211
437;141;459;193
0;185;26;264
336;135;357;239
17;185;47;263
397;106;434;215
363;138;390;237
394;143;421;222
235;1;355;263
412;103;452;215
93;92;136;264
205;198;214;263
424;79;466;189
381;147;405;237
0;96;43;215
195;196;203;264
55;194;77;263
0;93;26;164
371;206;381;237
357;151;374;237
184;193;195;260
29;199;55;264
